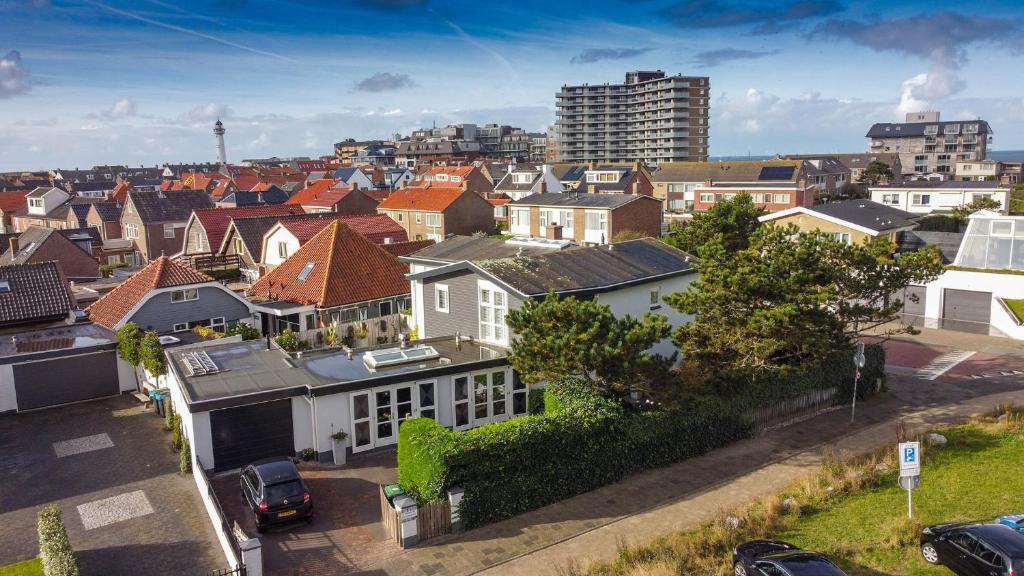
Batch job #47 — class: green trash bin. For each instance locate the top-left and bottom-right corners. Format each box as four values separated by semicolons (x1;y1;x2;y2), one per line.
383;484;405;500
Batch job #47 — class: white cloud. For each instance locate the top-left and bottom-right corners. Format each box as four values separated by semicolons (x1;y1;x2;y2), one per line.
0;50;31;99
96;98;138;120
178;103;231;126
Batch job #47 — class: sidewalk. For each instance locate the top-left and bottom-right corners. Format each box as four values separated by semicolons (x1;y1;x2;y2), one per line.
359;370;1024;576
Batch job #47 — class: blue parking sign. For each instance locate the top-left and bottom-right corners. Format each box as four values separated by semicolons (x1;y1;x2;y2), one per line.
904;446;916;463
899;442;921;477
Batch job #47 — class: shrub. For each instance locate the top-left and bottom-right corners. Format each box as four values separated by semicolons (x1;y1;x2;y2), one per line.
192;325;224;340
171;415;183;451
527;388;545;415
99;261;128;278
37;505;78;576
274;329;302;352
915;214;961;233
398;386;750;529
116;323;142;367
179;441;192;474
225;323;260;341
163;397;174;431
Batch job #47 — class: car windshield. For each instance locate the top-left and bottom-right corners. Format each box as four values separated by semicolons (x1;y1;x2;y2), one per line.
265;480;303;504
783;558;846;576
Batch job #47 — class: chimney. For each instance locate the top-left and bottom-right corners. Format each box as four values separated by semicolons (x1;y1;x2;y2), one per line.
545;224;563;240
588;161;596;171
632;181;640;195
633;160;642;173
351;182;360;191
588;184;597;194
539;181;547;194
8;237;18;254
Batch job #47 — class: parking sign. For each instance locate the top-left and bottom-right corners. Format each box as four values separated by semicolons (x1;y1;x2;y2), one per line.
899;441;921;477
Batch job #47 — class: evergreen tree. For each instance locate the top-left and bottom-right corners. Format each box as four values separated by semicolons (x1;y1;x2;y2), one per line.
116;322;142;367
664;193;765;254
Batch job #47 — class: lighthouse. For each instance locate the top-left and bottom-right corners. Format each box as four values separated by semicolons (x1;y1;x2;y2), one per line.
214;119;227;165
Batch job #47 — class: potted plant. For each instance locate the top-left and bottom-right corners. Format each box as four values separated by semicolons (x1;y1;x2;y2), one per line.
330;430;348;465
298;447;316;462
353;322;368;346
324;325;338;347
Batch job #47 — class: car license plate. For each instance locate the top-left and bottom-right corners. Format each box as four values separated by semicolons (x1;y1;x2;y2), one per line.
278;509;297;518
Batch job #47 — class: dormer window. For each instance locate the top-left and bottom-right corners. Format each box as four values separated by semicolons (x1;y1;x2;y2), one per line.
28;198;43;209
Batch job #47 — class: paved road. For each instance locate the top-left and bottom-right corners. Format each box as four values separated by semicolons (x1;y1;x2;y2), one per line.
0;396;226;575
358;329;1024;576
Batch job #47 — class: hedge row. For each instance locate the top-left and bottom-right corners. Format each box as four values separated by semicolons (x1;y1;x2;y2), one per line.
38;505;78;576
397;344;884;530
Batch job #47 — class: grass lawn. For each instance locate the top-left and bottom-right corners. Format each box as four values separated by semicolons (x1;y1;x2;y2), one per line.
583;417;1024;576
0;558;43;576
1005;299;1024;323
782;424;1024;575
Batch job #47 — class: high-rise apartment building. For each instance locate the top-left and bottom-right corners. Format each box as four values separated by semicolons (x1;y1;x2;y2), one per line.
555;70;710;165
866;111;992;177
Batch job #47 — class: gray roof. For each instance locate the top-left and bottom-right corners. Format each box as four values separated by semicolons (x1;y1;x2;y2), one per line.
401;235;567;264
127;190;214;223
897;231;964;263
474;238;693;297
652;160;804;183
806;200;918;233
0;261;75;327
874;181;1006;190
866;120;992;138
26;186;61;199
512;192;656;209
90;202;123;222
494;170;540;192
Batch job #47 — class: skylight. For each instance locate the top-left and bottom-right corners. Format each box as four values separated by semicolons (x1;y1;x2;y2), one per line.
0;281;10;293
363;345;440;369
297;262;315;281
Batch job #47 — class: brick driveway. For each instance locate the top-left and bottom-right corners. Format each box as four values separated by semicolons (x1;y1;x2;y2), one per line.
0;396;226;575
212;450;402;575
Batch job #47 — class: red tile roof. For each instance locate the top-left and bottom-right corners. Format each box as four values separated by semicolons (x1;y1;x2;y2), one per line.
250;221;410;308
86;257;213;330
285;180;346;207
278;213;407;245
0;191;28;213
381;239;435;258
377;187;466;212
193;205;302;253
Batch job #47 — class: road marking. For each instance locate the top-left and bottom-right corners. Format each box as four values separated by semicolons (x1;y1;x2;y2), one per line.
77;490;154;530
970;370;1024;380
915;350;976;381
53;433;114;458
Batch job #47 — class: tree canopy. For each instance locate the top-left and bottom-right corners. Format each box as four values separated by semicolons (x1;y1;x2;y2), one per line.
952;196;1003;221
504;292;672;398
139;330;167;379
664;193;765;254
858;161;894;185
666;224;944;381
116;322;142;366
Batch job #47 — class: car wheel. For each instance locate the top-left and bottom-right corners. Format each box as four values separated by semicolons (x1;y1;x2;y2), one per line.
734;562;748;576
921;542;940;564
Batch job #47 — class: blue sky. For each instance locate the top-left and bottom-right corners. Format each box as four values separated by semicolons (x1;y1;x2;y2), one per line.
1;0;1023;171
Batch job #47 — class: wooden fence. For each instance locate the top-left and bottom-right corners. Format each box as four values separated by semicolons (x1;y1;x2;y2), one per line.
380;486;402;546
745;386;840;434
417;499;452;543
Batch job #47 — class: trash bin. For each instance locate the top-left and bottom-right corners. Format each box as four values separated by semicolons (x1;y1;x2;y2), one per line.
150;390;166;416
383;484;405;501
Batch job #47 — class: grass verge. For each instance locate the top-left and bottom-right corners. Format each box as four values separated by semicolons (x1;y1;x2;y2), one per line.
0;558;43;576
577;406;1024;576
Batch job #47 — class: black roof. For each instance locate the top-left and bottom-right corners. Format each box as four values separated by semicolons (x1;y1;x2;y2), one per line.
969;524;1024;555
127;190;214;223
897;231;963;263
512;192;656;209
764;552;846;576
91;202;123;222
229;212;348;260
807;200;919;233
221;186;289;207
475;238;694;297
58;227;102;246
866;120;992;138
0;261;75;327
402;236;568;264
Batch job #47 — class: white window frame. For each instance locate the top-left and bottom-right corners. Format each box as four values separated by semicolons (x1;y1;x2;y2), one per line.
125;222;139;240
830;232;852;245
415;213;422;225
649;287;661;310
173;322;188;332
233;237;244;255
477;280;508;345
452;368;517;430
28;198;43;209
378;300;393;317
772;193;791;204
211;316;225;330
277;241;288;259
911;193;931;206
435;284;449;313
163;223;175;239
170;288;199;303
425;213;441;228
699;193;715;203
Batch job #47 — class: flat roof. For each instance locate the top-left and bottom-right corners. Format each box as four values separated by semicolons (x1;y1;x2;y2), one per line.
172;337;508;408
0;322;116;360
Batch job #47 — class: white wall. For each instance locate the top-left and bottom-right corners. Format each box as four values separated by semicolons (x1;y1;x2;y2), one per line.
922;269;1024;338
292;396;314;454
262;227;300;267
595;273;697;359
0;364;15;412
870;189;1009;215
116;357;138;393
409;264;427;338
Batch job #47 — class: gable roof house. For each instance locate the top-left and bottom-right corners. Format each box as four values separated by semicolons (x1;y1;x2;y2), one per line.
247;221;413;346
759;199;919;245
216;185;290;208
377;187;496;241
181;205;300;259
331;167;375;191
86;256;252;335
260;213;409;271
652;159;810;213
0;261;77;329
0;226;101;281
11;187;71;232
869;181;1009;215
509;192;663;244
576;163;654;196
412;166;495;194
0;191;29;234
85;202;124;241
285;180;379;214
121;190;215;264
493;165;563;201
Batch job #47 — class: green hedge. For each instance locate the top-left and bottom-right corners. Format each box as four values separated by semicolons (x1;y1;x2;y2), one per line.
37;505;77;576
397;418;455;502
527;388;545;415
915;214;961;233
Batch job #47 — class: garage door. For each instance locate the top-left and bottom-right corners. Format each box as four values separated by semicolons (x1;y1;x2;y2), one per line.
942;288;992;332
13;351;118;411
897;285;927;317
210;399;294;472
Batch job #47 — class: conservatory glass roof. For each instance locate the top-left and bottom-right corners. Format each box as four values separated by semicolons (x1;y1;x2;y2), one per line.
953;211;1024;271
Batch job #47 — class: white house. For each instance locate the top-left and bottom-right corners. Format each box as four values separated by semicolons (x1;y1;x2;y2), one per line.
332;167;375;191
493;165;564;201
903;210;1024;339
25;187;71;217
871;181;1009;215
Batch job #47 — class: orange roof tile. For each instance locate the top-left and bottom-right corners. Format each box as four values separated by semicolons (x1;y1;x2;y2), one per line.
86;257;213;330
279;213;407;245
376;187;465;212
251;221;409;309
0;191;29;213
285;180;341;206
193;205;302;252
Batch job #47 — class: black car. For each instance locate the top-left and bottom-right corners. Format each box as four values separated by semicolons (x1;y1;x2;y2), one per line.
733;540;848;576
239;458;313;532
921;522;1024;575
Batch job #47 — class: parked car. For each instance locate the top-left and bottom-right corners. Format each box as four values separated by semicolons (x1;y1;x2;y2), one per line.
239;457;313;532
998;514;1024;534
733;540;848;576
921;522;1024;575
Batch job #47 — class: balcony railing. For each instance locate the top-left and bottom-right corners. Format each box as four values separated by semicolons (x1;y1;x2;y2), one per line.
294;313;406;351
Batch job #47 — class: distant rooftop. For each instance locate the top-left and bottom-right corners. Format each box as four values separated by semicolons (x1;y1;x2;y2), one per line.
0;322;116;360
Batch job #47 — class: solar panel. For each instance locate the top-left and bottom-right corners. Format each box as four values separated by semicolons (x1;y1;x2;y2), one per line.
759;166;796;181
182;350;220;376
